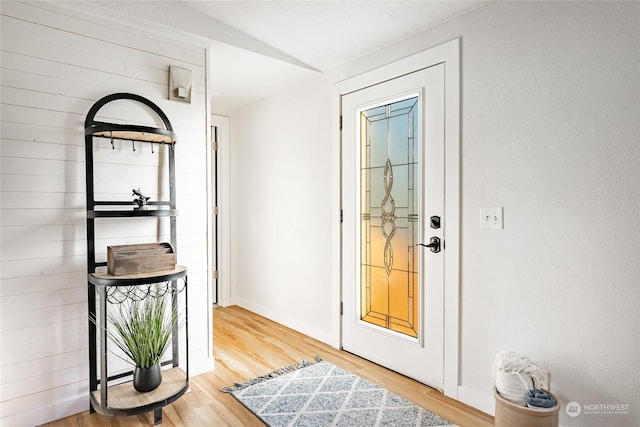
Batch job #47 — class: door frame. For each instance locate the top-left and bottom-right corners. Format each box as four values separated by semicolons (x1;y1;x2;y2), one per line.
331;38;460;398
210;114;231;308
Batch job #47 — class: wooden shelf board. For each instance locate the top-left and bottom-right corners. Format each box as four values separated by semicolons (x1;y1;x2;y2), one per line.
89;265;186;286
92;367;187;411
93;130;174;144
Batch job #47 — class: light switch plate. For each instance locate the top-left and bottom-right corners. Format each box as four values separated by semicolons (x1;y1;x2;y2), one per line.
480;207;503;230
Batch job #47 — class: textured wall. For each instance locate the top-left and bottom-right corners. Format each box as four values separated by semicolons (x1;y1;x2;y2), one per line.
230;76;335;343
231;2;640;426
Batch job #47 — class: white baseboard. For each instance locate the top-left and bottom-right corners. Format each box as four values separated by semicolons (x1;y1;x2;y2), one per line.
189;351;215;376
1;395;88;427
2;354;214;427
457;385;495;416
231;297;338;348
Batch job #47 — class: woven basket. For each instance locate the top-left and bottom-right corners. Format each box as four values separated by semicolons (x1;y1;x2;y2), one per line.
496;369;532;406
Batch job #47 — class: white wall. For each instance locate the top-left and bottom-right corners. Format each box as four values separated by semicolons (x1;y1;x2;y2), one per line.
230;2;639;426
0;2;212;425
230;76;336;344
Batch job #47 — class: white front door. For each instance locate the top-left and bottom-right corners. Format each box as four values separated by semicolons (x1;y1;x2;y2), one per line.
341;63;446;389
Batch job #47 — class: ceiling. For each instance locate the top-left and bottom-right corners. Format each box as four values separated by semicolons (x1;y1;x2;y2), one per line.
66;1;489;111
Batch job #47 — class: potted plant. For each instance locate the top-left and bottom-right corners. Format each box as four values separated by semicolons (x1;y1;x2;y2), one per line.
105;295;178;392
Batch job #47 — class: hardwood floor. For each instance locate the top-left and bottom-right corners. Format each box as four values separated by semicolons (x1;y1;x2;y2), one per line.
42;305;494;426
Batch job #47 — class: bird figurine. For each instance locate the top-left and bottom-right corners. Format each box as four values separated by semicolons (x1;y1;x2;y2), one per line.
132;188;150;209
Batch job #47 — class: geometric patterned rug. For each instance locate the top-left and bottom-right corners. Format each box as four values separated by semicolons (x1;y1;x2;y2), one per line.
221;358;456;427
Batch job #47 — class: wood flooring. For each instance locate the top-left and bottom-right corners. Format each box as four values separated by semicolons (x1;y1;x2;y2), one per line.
41;305;494;426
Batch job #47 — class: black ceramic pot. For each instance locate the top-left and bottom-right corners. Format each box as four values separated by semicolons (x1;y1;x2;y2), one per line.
133;364;162;392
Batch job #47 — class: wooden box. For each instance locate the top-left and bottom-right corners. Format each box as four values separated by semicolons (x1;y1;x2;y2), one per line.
107;242;176;276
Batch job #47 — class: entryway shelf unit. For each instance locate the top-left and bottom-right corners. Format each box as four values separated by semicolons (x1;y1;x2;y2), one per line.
84;93;188;425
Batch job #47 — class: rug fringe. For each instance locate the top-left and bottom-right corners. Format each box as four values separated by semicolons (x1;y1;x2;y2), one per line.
220;355;323;393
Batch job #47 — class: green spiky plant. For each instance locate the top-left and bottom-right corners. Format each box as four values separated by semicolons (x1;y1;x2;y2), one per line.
106;296;178;369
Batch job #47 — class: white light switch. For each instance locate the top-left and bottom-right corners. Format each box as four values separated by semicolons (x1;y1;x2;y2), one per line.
480;207;503;230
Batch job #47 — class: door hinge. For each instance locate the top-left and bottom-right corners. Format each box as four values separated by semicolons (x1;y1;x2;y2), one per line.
340;209;343;223
340;302;343;315
214;206;219;215
212;126;219;150
213;270;219;280
339;115;343;131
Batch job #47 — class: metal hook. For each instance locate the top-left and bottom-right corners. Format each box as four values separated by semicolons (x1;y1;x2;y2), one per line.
151;142;155;154
132;140;136;152
110;131;114;150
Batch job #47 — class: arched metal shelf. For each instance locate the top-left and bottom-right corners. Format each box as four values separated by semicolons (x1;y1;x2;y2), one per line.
84;92;176;144
85;93;186;425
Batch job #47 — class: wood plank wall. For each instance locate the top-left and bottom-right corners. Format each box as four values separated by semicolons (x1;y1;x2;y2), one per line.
0;2;211;425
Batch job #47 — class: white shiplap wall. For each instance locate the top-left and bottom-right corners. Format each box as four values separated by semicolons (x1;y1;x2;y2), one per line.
0;1;211;425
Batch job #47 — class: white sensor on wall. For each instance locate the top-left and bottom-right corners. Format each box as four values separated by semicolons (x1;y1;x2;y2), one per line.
480;206;503;230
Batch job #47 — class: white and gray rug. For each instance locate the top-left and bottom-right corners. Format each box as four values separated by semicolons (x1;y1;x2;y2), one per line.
221;358;456;427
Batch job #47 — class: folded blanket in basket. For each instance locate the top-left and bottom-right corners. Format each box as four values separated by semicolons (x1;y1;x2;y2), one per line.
526;389;557;408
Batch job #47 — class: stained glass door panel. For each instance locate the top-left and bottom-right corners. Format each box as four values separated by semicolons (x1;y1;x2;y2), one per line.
360;96;420;338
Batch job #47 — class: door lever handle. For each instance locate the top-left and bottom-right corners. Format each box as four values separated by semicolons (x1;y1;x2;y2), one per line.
417;236;441;253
